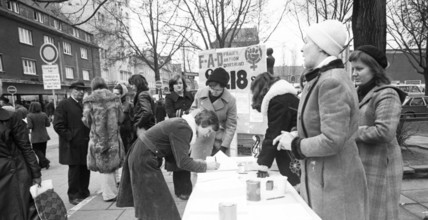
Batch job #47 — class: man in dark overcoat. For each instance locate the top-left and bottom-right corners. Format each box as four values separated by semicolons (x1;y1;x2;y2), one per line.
54;81;90;205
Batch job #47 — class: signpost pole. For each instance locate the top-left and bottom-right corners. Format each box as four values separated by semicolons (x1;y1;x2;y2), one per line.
11;94;15;108
52;89;57;109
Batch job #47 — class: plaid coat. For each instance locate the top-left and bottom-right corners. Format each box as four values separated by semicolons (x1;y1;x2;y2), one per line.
356;85;406;220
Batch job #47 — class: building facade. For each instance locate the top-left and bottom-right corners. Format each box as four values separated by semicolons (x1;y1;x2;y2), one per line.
0;0;100;105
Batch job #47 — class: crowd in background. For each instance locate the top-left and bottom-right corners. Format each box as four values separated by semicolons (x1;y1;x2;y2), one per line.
0;18;407;220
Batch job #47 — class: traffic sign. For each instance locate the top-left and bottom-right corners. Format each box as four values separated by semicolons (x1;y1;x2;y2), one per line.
40;43;58;64
7;85;17;94
42;65;61;89
155;81;162;89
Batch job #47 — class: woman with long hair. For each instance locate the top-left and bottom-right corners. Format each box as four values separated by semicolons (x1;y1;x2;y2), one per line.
250;72;300;185
27;101;51;169
128;74;155;139
350;45;406;220
113;83;135;153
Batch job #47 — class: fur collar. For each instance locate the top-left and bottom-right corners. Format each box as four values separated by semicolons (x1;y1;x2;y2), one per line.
260;80;297;116
83;89;119;103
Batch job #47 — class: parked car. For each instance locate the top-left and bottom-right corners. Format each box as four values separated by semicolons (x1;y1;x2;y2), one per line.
401;95;428;117
396;84;424;96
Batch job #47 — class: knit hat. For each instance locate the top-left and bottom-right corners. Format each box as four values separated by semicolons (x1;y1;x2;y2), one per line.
356;45;388;68
306;20;347;57
206;67;230;87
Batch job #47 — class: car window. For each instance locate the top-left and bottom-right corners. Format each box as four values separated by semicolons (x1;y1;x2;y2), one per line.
410;97;424;106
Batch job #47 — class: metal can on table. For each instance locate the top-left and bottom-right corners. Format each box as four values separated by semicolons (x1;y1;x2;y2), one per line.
219;202;237;220
266;180;274;191
246;180;261;201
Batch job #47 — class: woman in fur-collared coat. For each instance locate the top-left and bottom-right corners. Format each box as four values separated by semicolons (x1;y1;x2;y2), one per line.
250;72;300;185
350;45;406;220
82;77;124;201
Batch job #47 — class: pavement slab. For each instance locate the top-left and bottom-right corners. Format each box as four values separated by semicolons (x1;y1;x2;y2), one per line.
69;210;125;220
401;203;428;219
400;195;417;205
402;190;428;203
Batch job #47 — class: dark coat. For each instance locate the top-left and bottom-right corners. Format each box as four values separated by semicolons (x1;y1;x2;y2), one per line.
165;91;194;118
356;85;406;220
54;97;90;165
133;91;155;130
117;118;206;219
296;59;368;220
0;108;41;220
119;98;135;153
155;100;166;123
45;101;55;116
256;80;300;185
27;112;50;143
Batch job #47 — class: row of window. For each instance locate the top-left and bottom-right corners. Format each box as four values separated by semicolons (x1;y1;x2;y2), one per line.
0;54;90;80
6;0;92;42
18;27;89;59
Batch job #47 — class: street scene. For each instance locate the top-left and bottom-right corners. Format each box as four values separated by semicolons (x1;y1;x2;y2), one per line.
1;0;428;220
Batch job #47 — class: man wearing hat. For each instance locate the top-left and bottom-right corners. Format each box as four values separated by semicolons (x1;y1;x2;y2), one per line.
54;81;91;205
191;67;237;158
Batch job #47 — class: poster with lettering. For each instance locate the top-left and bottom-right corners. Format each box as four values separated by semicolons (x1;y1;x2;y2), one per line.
198;45;268;134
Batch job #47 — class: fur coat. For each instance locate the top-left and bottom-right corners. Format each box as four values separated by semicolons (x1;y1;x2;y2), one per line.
82;89;125;173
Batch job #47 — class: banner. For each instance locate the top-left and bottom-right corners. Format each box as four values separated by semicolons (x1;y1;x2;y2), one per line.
198;45;268;134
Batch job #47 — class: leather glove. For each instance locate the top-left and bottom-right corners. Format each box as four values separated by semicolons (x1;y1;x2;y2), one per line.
257;165;269;178
33;177;42;186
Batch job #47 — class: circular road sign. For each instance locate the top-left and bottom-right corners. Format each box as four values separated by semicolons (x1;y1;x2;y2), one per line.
155;81;162;89
40;43;59;64
7;85;17;94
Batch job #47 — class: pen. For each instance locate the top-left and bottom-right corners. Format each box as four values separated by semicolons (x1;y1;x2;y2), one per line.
267;196;285;200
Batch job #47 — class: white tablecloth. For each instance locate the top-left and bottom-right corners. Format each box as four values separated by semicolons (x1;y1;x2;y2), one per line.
182;157;321;220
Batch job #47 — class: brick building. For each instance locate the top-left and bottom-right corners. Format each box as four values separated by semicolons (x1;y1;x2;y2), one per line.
0;0;100;106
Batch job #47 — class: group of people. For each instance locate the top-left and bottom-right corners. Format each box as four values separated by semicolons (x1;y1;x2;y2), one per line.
0;19;405;220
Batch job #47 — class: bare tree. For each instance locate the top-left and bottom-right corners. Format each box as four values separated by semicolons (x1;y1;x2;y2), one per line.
388;0;428;95
352;0;387;52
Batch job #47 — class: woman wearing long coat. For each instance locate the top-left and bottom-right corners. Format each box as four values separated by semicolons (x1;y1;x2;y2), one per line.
116;109;220;220
0;106;42;220
274;20;368;220
82;77;125;201
350;45;406;220
113;83;135;153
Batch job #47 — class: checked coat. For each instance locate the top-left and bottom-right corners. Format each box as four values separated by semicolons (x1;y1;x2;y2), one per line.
356;85;406;220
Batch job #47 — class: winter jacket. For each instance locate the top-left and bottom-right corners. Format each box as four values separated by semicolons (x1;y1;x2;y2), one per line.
133;91;155;130
82;89;125;173
356;85;406;220
191;87;237;150
27;112;50;143
292;59;368;220
257;80;301;185
165;91;194;118
119;98;135;153
54;97;90;165
0;108;41;220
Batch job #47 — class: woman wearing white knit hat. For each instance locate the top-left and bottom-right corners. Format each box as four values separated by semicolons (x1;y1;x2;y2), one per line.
273;20;368;220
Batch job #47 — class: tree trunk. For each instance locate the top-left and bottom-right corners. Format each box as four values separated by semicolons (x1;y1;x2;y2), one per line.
352;0;387;52
424;69;428;96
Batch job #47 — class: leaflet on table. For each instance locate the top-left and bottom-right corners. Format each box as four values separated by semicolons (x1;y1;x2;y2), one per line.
206;151;238;171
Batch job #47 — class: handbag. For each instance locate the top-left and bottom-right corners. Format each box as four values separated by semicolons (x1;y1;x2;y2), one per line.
30;180;68;220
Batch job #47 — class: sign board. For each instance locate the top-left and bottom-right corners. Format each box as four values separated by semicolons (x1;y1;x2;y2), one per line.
198;45;267;134
40;43;58;64
42;65;61;89
155;81;162;89
7;85;17;94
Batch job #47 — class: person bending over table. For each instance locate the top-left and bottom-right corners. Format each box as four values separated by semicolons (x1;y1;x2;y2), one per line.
116;109;220;220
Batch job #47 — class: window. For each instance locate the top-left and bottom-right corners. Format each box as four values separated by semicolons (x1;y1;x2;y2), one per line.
80;48;88;59
82;70;90;81
65;67;74;79
44;35;54;44
22;59;36;75
18;27;33;45
34;11;43;23
53;20;61;30
120;70;131;81
63;42;71;55
97;12;105;22
72;28;79;38
0;55;4;72
7;1;19;13
84;33;91;42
